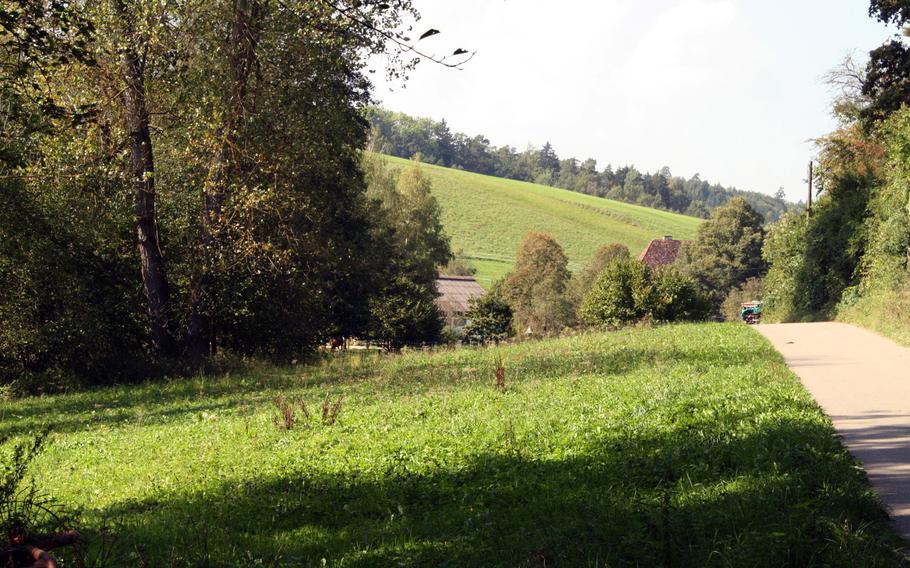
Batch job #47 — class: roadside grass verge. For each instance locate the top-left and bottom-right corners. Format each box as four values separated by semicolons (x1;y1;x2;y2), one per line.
2;324;905;566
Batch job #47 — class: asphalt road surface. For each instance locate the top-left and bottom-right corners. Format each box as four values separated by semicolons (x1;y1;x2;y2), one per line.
758;322;910;539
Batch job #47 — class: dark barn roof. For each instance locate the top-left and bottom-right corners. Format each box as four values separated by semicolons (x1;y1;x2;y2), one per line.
639;236;684;269
435;276;485;315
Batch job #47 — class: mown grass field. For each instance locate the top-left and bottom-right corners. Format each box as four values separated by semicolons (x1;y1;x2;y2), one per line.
2;324;905;566
383;156;702;287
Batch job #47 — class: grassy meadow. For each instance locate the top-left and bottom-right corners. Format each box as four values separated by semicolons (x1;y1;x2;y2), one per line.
3;324;905;566
383;156;702;287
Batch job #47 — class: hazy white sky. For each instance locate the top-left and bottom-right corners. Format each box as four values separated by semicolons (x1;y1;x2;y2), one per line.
369;0;897;202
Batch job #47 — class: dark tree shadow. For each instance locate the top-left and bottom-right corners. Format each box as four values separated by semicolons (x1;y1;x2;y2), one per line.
81;415;907;567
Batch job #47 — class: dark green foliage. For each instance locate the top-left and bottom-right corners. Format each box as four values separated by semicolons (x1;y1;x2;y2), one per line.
501;233;573;335
462;286;514;344
0;2;432;385
580;259;651;326
861;40;910;128
869;0;910;27
366;107;794;222
368;277;443;349
0;183;150;388
860;1;910;128
764;178;871;321
567;242;631;309
648;269;712;323
580;259;708;326
680;197;767;310
363;157;451;348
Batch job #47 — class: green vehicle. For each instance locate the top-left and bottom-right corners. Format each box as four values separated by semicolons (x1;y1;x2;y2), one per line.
739;301;762;325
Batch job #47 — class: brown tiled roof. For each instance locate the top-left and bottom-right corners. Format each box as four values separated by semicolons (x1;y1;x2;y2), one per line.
638;237;684;269
435;276;486;315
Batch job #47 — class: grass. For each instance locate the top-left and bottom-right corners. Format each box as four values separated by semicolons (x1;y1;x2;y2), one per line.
839;284;910;348
2;323;905;566
383;155;702;287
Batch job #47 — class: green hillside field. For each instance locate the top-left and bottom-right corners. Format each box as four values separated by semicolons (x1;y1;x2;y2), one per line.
384;155;703;287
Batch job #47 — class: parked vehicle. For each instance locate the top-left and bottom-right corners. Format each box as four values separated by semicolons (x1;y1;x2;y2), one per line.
740;301;763;325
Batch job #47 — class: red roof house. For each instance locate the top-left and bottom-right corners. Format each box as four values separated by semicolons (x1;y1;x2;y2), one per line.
638;236;684;269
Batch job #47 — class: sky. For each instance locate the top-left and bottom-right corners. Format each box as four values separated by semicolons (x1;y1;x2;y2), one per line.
369;0;898;203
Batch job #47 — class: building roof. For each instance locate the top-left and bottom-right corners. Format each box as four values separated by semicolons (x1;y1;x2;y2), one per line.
435;276;485;314
638;236;684;269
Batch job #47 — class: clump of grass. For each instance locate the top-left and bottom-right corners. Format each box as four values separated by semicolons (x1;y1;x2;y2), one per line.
494;360;506;390
321;396;344;426
272;396;312;431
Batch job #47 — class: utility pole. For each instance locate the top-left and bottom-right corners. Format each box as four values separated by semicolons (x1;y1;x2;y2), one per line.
807;161;813;217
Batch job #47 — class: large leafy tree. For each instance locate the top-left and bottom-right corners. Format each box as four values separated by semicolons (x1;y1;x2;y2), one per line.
567;243;630;311
680;197;766;309
1;0;467;383
861;1;910;127
501;232;572;335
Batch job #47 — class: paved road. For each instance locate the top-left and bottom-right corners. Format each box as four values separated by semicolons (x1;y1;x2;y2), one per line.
758;322;910;538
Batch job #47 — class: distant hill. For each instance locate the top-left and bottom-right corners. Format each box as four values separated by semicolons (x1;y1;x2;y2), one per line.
383;155;702;287
368;107;794;223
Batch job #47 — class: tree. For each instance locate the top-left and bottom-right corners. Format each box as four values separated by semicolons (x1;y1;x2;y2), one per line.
579;259;650;327
538;142;560;174
462;286;514;344
501;232;572;335
368;277;443;350
580;260;708;327
364;156;451;347
0;0;454;384
860;1;910;128
680;197;767;309
567;243;631;310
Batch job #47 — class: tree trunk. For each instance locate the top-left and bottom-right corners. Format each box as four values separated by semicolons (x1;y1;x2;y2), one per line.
185;0;262;365
120;18;175;357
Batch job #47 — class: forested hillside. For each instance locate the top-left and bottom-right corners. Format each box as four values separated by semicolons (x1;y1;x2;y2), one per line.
367;107;793;222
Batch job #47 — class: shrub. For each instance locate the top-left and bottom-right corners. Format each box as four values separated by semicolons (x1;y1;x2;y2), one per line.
647;269;712;323
579;259;651;326
501;232;572;335
567;243;631;309
462;287;514;344
369;277;443;349
580;260;708;326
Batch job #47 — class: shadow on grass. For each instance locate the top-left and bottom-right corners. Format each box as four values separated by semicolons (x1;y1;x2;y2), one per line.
0;336;753;440
86;415;907;567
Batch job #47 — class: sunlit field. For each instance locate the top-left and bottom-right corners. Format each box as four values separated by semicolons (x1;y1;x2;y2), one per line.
3;324;904;566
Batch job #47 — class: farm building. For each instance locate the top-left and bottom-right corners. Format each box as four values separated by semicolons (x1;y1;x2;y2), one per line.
639;236;685;269
435;276;485;330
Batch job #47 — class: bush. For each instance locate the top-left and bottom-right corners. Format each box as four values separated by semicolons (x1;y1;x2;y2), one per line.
579;259;651;326
501;232;572;335
462;287;514;344
580;259;708;327
647;269;712;323
567;243;631;309
368;277;443;349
